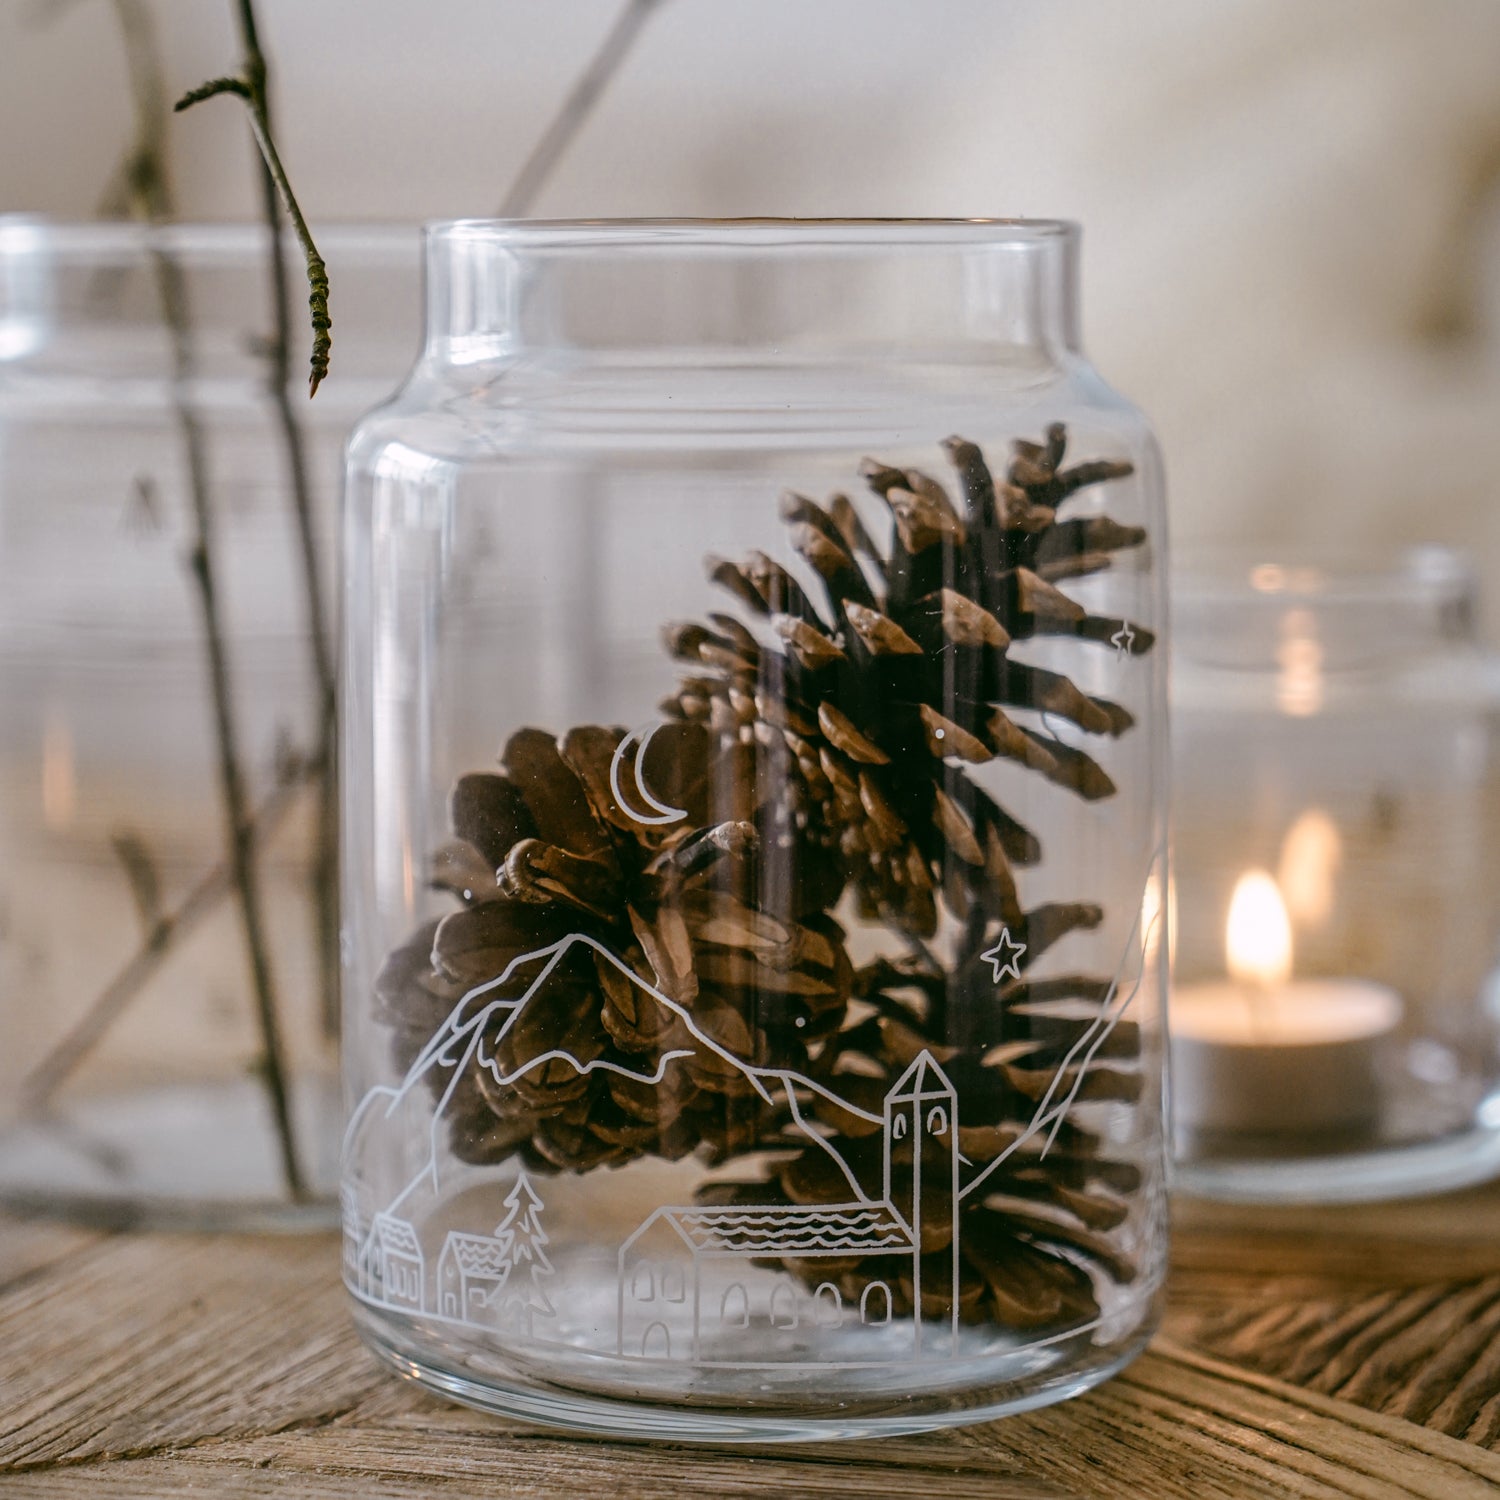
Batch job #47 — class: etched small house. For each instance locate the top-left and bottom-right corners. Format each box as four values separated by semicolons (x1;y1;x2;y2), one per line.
617;1051;961;1363
437;1230;511;1322
358;1211;425;1311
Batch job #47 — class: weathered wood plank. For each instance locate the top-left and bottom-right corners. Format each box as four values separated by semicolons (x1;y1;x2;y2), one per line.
1164;1187;1500;1448
0;1218;101;1295
0;1229;380;1469
9;1191;1500;1496
5;1342;1498;1500
976;1340;1500;1500
1169;1276;1500;1448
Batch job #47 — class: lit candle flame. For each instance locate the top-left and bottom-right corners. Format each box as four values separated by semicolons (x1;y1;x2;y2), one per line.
1226;869;1292;989
1278;808;1341;929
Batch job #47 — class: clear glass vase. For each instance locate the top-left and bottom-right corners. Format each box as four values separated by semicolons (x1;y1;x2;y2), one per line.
341;219;1170;1438
0;218;418;1226
1171;548;1500;1202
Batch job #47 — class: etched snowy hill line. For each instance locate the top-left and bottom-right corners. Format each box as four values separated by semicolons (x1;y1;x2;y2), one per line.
348;883;1153;1223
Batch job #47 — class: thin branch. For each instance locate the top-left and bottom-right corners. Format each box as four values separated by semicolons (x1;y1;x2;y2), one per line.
98;0;174;220
168;258;307;1200
20;769;314;1114
175;0;330;393
498;0;669;218
97;0;306;1198
236;0;341;1040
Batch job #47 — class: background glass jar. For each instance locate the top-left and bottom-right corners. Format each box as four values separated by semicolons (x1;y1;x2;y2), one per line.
341;219;1170;1438
0;218;417;1226
1171;549;1500;1202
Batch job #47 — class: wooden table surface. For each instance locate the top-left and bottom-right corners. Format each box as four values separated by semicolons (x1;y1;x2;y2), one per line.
6;1186;1500;1499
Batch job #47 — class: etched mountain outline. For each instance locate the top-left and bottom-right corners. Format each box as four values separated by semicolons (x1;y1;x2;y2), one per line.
344;855;1159;1358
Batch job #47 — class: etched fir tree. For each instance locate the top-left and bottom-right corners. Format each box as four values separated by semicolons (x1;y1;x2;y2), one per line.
495;1169;556;1335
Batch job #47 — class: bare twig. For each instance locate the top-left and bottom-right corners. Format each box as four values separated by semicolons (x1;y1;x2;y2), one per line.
175;0;330;394
235;0;341;1041
99;0;306;1198
98;0;173;219
166;257;307;1200
498;0;669;218
21;769;314;1114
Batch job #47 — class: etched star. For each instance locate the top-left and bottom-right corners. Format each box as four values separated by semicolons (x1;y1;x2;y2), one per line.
980;927;1027;985
1111;623;1136;659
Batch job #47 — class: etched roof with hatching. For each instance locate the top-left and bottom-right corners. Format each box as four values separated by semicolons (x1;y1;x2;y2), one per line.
654;1204;912;1255
441;1232;510;1279
370;1213;421;1258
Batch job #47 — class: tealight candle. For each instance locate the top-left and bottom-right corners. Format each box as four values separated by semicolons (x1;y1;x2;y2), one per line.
1171;870;1402;1137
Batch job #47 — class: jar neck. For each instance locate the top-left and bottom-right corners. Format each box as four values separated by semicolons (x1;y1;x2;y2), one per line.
421;219;1083;365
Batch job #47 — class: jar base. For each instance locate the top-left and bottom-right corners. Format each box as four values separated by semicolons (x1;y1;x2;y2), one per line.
350;1294;1160;1442
1173;1114;1500;1204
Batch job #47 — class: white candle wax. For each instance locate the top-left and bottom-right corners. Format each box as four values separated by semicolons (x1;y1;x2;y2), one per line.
1170;979;1402;1137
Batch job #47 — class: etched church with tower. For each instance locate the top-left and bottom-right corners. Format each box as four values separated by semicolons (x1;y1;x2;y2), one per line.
617;1051;961;1363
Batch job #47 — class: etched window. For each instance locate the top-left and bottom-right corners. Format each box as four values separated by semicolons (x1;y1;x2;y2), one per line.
813;1283;843;1327
720;1283;749;1328
661;1265;687;1303
641;1321;672;1359
860;1281;892;1326
892;1112;908;1140
926;1105;949;1135
770;1278;799;1329
631;1262;656;1301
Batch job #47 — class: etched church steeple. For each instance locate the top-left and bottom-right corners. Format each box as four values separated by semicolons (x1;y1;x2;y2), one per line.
882;1050;960;1354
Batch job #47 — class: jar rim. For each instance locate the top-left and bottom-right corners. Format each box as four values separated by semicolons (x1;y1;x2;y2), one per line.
423;217;1081;250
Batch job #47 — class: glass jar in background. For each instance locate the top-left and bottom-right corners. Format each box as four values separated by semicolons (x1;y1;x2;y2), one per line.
341;219;1170;1437
1171;548;1500;1202
0;218;418;1226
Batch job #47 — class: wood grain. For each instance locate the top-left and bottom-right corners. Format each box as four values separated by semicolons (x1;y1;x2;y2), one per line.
6;1189;1500;1498
1164;1187;1500;1449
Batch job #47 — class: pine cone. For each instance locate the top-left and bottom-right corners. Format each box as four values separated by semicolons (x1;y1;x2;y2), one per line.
667;427;1153;1329
375;721;854;1174
663;426;1149;938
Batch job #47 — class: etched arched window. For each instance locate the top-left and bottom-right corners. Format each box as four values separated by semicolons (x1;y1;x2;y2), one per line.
770;1278;799;1329
641;1321;671;1359
661;1265;687;1304
813;1283;843;1327
860;1281;892;1326
631;1262;656;1301
926;1105;949;1136
719;1283;749;1328
892;1112;908;1140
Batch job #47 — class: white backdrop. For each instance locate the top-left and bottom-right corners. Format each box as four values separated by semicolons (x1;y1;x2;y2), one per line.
3;0;1500;617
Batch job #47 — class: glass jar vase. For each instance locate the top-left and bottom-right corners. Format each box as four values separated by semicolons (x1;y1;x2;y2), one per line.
1171;549;1500;1202
341;219;1170;1438
0;218;418;1226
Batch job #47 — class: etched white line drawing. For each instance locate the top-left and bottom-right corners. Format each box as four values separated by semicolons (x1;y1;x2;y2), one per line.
344;845;1165;1359
1111;623;1136;659
980;927;1026;985
615;1052;961;1363
608;722;688;825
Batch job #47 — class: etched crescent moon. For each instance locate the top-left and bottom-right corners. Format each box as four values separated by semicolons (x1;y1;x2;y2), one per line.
609;723;687;826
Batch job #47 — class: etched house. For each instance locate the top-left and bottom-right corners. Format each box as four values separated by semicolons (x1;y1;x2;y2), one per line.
358;1211;426;1311
617;1052;961;1363
437;1230;511;1322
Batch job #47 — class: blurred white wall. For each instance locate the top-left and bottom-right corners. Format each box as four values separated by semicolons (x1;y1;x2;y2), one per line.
3;0;1500;617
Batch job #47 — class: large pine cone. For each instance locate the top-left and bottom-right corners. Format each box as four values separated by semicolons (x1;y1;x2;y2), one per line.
664;428;1154;1329
663;426;1149;940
